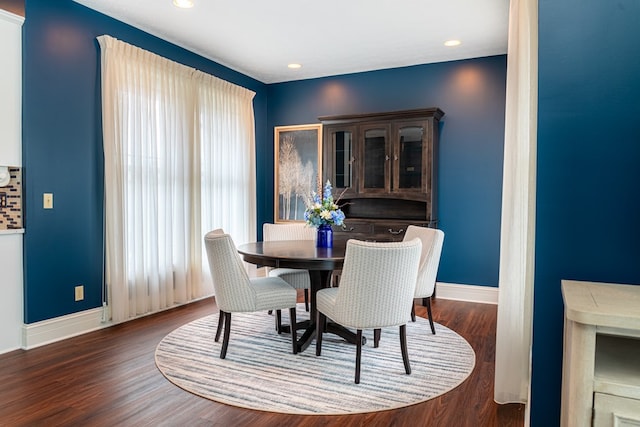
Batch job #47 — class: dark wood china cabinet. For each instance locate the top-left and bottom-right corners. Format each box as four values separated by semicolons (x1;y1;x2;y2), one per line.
320;108;444;242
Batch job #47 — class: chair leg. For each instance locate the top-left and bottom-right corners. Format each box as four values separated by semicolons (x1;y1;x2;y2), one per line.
332;270;341;287
275;310;283;334
410;303;416;322
315;311;325;356
269;309;274;331
425;296;436;335
355;329;363;384
400;324;411;375
215;310;225;342
374;328;381;348
289;307;298;354
304;289;309;312
220;312;232;359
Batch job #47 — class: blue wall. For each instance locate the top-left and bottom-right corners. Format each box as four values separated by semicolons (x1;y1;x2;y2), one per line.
532;0;640;424
265;57;507;287
22;0;267;323
22;2;507;325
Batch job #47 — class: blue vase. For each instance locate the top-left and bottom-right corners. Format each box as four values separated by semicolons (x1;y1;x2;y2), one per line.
316;224;333;248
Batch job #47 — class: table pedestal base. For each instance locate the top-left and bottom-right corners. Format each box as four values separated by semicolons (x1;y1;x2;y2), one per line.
293;321;364;353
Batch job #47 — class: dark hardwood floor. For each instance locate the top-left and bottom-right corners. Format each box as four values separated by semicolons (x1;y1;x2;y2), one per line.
0;295;525;427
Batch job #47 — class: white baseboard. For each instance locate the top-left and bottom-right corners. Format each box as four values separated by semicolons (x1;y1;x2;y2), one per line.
435;282;498;305
14;282;497;353
22;306;111;350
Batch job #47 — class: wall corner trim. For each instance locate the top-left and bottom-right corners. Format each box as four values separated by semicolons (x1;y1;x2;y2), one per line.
21;307;112;350
436;282;499;304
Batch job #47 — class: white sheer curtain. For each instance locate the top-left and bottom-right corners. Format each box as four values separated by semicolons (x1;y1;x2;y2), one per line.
494;0;538;408
98;35;256;323
195;70;257;282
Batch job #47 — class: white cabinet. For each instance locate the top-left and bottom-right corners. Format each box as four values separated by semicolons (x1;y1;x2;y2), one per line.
594;393;640;427
593;334;640;426
561;280;640;427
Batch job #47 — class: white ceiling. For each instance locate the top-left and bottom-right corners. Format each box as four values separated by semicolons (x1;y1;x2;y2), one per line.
73;0;509;84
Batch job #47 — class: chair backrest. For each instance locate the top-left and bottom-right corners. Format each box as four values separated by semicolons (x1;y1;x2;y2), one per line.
333;239;422;329
263;222;316;242
204;230;256;312
403;225;445;298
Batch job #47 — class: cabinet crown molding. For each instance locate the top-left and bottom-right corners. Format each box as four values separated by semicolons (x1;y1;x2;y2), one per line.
319;108;444;125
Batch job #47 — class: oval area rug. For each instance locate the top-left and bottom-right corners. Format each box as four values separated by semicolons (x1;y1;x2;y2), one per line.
155;304;475;415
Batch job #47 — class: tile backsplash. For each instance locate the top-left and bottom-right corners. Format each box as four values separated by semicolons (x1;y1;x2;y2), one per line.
0;167;22;229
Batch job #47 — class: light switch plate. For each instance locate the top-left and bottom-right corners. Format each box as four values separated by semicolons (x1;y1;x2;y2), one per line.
75;285;84;301
43;193;53;209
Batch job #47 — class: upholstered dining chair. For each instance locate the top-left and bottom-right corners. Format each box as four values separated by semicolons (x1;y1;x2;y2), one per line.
404;225;445;335
263;223;315;312
204;230;298;359
315;238;422;384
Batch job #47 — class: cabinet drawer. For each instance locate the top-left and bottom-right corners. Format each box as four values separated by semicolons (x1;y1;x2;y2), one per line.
335;221;373;235
373;224;407;240
594;393;640;427
372;222;425;241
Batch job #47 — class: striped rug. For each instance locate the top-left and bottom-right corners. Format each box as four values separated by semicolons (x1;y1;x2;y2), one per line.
155;304;475;415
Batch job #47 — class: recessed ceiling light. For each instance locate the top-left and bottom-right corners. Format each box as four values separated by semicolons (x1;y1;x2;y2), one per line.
444;40;462;47
173;0;194;8
288;63;302;69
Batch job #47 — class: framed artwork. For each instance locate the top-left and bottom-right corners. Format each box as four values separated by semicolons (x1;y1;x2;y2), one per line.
274;123;322;222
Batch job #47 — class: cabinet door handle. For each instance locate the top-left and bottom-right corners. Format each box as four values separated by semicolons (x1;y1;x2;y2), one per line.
388;228;405;235
394;155;398;161
385;155;390;161
349;156;356;164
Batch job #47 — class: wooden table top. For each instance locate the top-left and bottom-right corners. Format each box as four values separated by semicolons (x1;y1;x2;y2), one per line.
237;240;347;271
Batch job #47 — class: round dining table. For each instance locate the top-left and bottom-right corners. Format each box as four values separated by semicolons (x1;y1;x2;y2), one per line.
237;239;361;353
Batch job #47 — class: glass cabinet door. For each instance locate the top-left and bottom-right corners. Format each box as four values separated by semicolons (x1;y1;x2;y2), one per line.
324;126;355;192
396;123;425;190
332;129;353;189
361;124;390;192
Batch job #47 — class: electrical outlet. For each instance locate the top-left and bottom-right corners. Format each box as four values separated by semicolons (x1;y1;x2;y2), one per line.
75;285;84;301
43;193;53;209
